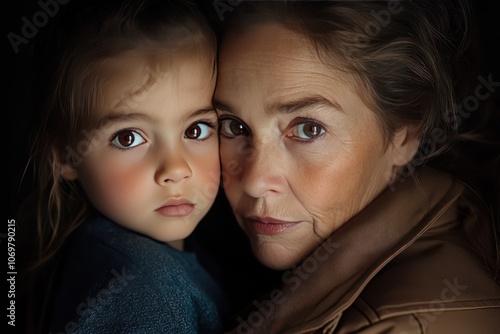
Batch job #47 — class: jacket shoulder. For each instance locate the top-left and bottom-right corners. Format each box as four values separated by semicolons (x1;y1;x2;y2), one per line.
335;304;500;334
333;231;500;333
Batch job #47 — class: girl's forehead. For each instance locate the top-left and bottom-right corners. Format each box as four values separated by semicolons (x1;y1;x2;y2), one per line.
100;48;214;87
97;53;215;117
98;52;174;109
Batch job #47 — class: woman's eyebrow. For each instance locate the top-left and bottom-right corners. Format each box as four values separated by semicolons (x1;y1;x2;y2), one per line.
213;100;235;114
213;95;342;115
271;95;343;115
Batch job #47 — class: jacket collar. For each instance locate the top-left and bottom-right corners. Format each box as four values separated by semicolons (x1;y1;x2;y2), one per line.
232;167;466;334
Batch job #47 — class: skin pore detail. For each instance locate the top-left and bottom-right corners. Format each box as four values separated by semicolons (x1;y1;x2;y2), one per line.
215;23;417;269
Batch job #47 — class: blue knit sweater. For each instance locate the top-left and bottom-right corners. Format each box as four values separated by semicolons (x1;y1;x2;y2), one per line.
49;214;228;334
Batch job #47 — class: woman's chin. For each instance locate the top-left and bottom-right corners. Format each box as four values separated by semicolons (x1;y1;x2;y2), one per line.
251;241;306;271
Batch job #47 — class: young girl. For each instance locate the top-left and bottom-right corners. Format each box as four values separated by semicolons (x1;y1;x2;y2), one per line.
18;0;228;332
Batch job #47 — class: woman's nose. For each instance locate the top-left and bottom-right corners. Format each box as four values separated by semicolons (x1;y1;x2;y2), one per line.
239;143;287;198
154;149;192;185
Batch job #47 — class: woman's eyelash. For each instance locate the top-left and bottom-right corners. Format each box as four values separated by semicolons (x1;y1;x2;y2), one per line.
218;115;237;121
218;115;246;126
289;116;326;127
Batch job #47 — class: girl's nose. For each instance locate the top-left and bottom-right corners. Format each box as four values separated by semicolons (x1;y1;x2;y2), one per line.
154;150;192;185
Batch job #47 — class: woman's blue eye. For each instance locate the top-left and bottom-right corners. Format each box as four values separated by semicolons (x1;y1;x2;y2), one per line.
293;121;325;140
111;130;146;149
185;122;213;140
219;118;249;138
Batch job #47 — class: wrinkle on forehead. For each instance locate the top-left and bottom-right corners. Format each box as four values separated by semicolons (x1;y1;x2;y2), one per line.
217;23;359;109
219;23;353;77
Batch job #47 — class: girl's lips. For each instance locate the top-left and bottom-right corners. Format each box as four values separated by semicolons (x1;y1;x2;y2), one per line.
247;216;301;235
156;198;194;217
156;204;194;217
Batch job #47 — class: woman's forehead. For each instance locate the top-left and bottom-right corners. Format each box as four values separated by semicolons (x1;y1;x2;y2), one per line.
217;26;360;108
218;23;358;88
220;23;313;66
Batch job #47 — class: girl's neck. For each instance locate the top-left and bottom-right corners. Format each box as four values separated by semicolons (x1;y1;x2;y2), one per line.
168;239;184;252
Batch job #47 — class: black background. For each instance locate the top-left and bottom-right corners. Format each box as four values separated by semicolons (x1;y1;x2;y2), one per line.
3;1;500;334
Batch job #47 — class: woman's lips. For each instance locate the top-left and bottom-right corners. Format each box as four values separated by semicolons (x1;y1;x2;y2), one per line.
156;198;194;217
247;216;301;235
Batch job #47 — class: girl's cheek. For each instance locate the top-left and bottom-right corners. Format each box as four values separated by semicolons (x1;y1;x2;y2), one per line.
106;166;147;196
87;161;149;206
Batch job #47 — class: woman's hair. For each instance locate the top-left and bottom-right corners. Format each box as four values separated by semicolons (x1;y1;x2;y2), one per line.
18;0;216;330
216;0;499;277
219;0;474;154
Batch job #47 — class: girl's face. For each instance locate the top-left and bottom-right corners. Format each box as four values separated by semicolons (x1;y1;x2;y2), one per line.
215;24;417;270
61;51;220;246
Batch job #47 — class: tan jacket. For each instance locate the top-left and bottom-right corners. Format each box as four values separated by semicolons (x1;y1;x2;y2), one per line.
229;167;500;333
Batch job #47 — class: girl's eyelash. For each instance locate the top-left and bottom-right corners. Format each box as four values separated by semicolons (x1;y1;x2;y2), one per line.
113;146;131;152
193;119;218;128
107;119;218;140
108;128;146;151
108;127;141;142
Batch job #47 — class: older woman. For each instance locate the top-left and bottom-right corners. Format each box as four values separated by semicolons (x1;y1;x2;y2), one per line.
212;0;500;333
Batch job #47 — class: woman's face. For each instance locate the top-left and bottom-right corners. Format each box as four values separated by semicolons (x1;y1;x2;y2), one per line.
215;24;415;270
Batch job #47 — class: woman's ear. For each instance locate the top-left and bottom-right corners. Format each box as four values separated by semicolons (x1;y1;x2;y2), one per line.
389;126;420;167
52;146;79;181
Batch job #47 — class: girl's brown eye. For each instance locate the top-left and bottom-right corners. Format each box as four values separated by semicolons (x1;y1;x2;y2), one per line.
118;131;134;146
111;130;146;149
185;122;212;140
185;124;201;139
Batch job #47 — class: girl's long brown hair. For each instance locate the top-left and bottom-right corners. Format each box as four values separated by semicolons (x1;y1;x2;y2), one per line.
17;0;216;332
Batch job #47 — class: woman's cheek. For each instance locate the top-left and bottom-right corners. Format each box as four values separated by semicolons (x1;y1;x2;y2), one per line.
292;150;367;234
219;144;241;199
190;142;220;171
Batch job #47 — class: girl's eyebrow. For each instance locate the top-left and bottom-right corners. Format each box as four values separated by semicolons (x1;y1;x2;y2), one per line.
96;113;151;129
96;107;216;130
182;106;217;121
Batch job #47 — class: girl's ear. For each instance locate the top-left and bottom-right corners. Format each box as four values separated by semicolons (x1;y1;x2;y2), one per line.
389;125;420;167
52;146;79;181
